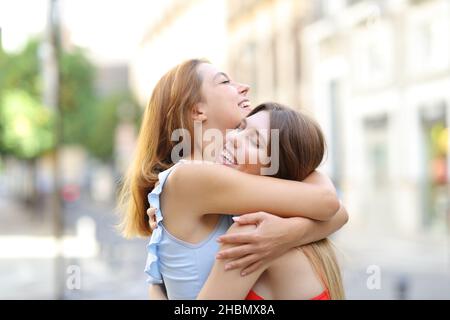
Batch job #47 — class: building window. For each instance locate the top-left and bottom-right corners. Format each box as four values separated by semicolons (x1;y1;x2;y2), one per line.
353;20;394;87
410;0;433;5
311;0;345;20
407;1;450;75
292;20;302;86
420;102;448;231
347;0;364;6
271;35;278;91
364;114;389;188
329;80;343;188
362;113;393;231
244;42;257;97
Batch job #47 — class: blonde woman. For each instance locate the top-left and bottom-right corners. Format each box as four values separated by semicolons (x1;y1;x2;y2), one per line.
198;103;345;300
118;59;348;299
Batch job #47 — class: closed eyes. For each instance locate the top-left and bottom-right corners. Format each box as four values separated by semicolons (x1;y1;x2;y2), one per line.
214;72;232;85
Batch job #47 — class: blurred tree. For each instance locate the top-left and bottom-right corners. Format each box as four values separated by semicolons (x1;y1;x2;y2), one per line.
0;37;142;163
0;39;41;100
0;37;97;147
85;92;141;162
0;40;39;159
0;40;46;159
0;38;95;205
0;89;55;205
59;47;97;145
0;38;143;206
0;90;55;159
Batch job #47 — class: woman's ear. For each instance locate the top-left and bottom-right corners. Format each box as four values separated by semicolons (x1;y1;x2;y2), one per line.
192;103;208;122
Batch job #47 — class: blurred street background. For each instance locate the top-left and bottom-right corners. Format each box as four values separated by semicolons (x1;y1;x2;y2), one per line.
0;0;449;299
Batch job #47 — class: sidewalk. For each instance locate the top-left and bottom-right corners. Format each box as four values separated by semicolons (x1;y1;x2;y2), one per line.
335;229;450;299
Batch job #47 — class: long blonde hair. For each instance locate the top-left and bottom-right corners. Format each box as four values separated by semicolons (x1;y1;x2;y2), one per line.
117;59;208;238
302;240;345;300
248;103;345;299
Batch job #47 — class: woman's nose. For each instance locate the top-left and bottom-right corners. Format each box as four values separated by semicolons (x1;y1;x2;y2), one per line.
237;82;250;96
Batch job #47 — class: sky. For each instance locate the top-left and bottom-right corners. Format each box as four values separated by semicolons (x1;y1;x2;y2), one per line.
0;0;168;66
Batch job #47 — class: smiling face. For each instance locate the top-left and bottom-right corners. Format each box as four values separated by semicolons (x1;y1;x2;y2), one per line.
218;102;326;180
220;110;271;175
196;63;252;133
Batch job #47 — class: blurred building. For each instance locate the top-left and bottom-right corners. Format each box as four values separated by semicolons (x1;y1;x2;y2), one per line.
129;0;229;107
130;0;449;239
301;0;449;237
226;0;311;107
95;65;129;98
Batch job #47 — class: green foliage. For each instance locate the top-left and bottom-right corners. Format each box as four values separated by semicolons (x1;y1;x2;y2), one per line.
85;93;141;162
59;48;97;145
0;39;41;100
0;90;55;159
0;38;55;159
0;37;142;162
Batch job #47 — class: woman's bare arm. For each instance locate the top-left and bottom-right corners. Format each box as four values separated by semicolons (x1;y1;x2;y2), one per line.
148;284;168;300
286;202;349;247
169;163;339;221
197;223;267;300
198;205;349;299
215;204;349;274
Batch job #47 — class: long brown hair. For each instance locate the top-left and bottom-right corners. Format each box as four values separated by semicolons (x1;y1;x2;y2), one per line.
117;59;208;238
248;102;345;300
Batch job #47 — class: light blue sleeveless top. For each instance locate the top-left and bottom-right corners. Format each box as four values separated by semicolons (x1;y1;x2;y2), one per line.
144;162;234;300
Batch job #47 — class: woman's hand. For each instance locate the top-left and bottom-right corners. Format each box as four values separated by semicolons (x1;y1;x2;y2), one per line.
147;207;157;230
148;208;292;275
215;205;349;276
148;200;348;276
147;202;168;300
215;212;297;276
147;180;160;230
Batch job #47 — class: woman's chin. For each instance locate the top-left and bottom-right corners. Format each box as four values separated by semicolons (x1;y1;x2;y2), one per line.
215;157;261;174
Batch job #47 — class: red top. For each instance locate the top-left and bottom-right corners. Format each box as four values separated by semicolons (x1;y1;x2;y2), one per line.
245;289;330;300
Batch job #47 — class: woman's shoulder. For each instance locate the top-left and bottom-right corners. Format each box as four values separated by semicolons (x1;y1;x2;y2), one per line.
163;160;238;214
167;160;231;186
150;160;207;189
